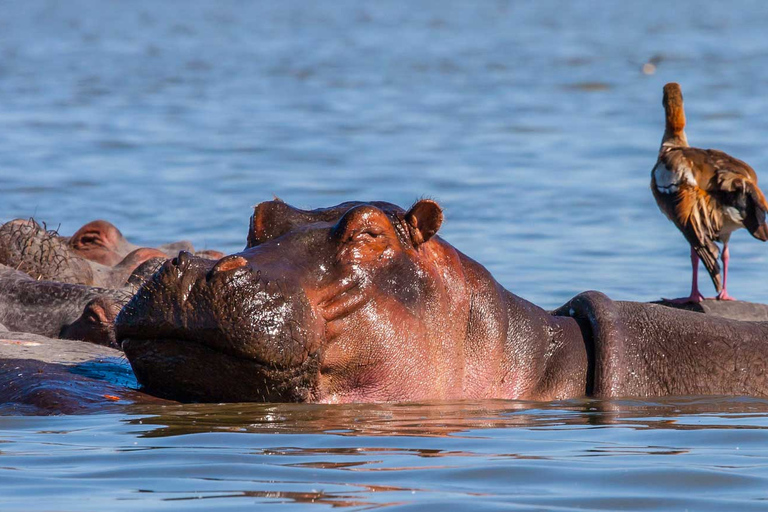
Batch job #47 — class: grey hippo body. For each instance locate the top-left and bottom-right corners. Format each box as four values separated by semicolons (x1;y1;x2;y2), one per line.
0;218;225;352
0;264;132;348
555;293;768;397
0;332;168;414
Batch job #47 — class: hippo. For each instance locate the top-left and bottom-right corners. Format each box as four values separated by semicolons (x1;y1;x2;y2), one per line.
0;219;167;288
67;219;195;266
0;264;131;348
113;199;768;403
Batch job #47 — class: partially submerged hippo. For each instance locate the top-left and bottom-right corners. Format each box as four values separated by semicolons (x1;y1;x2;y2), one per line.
0;219;167;288
0;264;131;348
0;218;223;288
66;219;195;266
113;199;768;403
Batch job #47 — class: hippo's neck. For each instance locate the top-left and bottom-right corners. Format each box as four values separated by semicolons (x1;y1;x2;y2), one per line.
458;254;589;400
499;288;589;400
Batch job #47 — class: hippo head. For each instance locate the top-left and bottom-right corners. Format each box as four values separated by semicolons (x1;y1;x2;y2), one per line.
68;220;135;266
116;199;478;403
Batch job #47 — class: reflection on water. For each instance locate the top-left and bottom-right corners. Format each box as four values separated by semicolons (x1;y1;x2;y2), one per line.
4;398;768;510
123;397;768;438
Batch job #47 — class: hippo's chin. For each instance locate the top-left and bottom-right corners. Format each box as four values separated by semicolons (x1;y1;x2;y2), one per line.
121;338;319;403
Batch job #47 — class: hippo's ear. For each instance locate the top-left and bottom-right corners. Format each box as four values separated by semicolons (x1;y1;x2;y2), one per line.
248;200;317;248
248;201;287;247
82;298;111;325
405;200;443;246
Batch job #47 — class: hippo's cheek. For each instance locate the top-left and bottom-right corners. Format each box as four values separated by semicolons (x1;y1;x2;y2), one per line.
313;297;437;402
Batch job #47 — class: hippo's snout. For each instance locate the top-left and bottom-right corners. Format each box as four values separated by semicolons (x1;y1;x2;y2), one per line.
116;252;322;401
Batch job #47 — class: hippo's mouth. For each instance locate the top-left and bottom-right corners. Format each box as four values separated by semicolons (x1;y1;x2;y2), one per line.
121;336;320;403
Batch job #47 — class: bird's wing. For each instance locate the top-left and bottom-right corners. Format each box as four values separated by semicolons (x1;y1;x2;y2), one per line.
704;149;768;241
657;149;723;291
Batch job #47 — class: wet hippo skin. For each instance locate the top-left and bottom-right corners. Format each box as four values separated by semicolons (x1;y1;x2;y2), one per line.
114;199;768;403
4;200;768;410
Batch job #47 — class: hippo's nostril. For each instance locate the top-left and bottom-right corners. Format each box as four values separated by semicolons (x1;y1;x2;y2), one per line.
210;255;248;275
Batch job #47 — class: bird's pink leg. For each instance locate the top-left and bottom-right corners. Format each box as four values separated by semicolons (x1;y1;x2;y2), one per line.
664;246;705;303
716;244;737;301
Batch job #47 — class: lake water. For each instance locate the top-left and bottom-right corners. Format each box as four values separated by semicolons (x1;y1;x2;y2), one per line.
3;1;768;510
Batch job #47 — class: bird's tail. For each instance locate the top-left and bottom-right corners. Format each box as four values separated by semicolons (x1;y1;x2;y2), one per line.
693;241;722;293
675;187;722;293
744;181;768;242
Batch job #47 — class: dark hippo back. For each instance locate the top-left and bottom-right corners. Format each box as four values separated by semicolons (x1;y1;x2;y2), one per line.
556;291;768;398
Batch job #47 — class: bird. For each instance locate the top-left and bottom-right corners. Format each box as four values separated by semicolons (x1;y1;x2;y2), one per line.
651;82;768;303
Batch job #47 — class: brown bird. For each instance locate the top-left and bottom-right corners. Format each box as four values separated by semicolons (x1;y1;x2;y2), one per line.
651;82;768;303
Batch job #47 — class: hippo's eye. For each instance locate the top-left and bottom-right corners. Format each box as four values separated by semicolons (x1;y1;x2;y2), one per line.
350;229;383;242
79;234;105;247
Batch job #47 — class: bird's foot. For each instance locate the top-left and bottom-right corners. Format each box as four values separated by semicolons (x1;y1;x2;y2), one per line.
662;292;706;304
716;291;737;301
